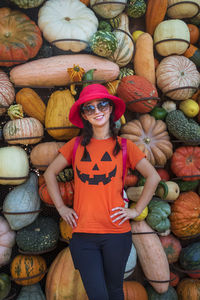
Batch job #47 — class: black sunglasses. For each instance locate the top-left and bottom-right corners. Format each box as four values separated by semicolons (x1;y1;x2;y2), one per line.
81;100;111;116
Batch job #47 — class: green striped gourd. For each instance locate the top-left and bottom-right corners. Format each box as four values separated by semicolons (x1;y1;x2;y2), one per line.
109;13;134;67
119;67;134;79
10;0;45;8
126;0;146;18
90;30;117;58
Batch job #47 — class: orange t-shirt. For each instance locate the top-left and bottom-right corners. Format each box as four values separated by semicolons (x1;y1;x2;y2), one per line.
59;137;145;234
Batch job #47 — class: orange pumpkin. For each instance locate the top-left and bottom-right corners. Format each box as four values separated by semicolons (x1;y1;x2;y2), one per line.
0;8;42;67
170;146;200;181
59;218;73;242
177;278;200;300
39;181;74;206
10;254;47;285
169;191;200;238
187;24;200;45
123;281;148;300
45;247;88;300
120;114;173;166
117;75;159;113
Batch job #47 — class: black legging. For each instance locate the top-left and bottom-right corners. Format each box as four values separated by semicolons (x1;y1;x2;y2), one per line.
69;231;132;300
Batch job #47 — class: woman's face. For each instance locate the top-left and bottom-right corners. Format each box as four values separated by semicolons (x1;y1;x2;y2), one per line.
81;99;112;128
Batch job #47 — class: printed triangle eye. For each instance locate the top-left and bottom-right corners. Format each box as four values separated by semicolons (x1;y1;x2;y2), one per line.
92;164;99;170
101;152;112;161
81;150;91;162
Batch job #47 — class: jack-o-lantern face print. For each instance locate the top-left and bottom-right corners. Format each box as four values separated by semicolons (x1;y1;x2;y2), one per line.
76;149;117;185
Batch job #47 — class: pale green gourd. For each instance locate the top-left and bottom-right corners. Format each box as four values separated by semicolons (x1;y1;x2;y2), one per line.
16;283;46;300
3;173;40;230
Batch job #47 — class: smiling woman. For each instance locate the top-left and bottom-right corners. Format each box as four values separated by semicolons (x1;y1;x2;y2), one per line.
43;83;161;300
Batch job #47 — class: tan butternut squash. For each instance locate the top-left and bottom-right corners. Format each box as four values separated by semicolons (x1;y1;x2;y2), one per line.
10;54;120;87
133;33;156;85
145;0;168;36
16;88;46;124
45;89;80;140
131;220;170;293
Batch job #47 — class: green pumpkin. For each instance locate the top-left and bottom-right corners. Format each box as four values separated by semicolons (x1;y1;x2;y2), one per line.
16;283;45;300
150;107;168;120
126;0;146;18
146;197;171;232
89;30;117;58
146;284;178;300
56;167;74;182
119;67;134;79
98;21;112;32
10;0;45;8
0;273;11;300
16;216;59;253
179;242;200;271
3;173;40;230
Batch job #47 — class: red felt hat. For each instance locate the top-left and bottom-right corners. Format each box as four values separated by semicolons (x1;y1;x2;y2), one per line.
69;84;126;128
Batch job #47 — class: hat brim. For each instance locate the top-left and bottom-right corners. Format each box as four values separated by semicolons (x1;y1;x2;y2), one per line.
69;92;126;128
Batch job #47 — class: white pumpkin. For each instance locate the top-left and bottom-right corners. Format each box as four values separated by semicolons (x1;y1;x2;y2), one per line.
0;70;15;116
0;146;29;185
38;0;98;52
156;55;200;100
90;0;127;19
109;13;134;67
124;243;137;279
3;173;40;230
154;19;190;56
0;216;15;267
167;0;200;19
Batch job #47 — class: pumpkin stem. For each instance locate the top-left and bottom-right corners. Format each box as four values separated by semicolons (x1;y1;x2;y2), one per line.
143;137;151;144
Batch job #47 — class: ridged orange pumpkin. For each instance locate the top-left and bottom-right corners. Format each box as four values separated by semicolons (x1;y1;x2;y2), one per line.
123;281;148;300
3;117;44;145
117;75;159;113
170;146;200;181
30;141;65;170
187;24;200;45
0;70;15;116
39;181;74;207
0;8;42;67
45;89;80;140
176;278;200;300
169;191;200;238
10;254;47;285
45;247;88;300
16;88;46;124
120;114;173;166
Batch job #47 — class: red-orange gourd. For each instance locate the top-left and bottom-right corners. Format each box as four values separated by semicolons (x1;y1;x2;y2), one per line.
169;191;200;238
145;0;168;36
171;146;200;181
170;271;180;287
187;24;200;45
117;75;159;113
39;181;74;207
0;8;42;67
123;281;148;300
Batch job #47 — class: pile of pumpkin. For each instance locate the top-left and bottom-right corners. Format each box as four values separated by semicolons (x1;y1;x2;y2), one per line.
0;0;200;299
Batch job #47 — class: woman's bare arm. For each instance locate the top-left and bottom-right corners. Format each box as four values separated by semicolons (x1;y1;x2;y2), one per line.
44;154;78;227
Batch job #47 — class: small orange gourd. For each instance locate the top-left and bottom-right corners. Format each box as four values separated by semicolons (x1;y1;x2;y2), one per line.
187;24;199;45
59;218;73;242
